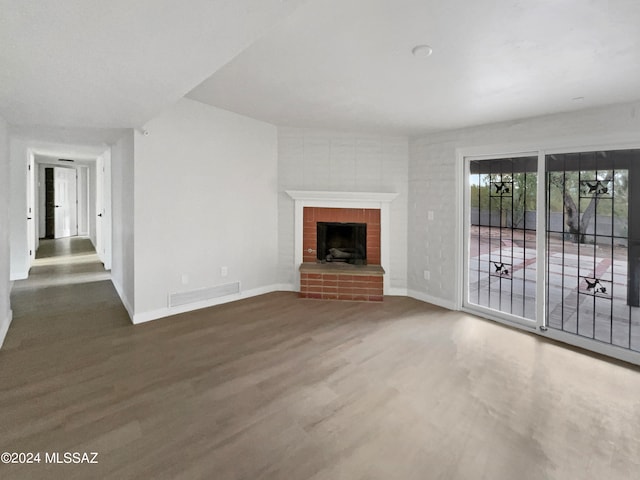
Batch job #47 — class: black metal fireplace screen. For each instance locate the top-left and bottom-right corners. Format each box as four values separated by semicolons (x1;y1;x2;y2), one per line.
317;222;367;264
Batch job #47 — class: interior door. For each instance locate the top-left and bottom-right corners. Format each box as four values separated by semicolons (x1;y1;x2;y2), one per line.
54;167;78;238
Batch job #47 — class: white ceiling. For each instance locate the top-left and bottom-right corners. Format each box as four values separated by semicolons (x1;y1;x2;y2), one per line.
3;1;640;139
187;0;640;135
0;0;306;130
10;125;128;146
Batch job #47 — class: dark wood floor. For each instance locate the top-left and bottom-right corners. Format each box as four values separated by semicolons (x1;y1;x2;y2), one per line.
1;238;640;479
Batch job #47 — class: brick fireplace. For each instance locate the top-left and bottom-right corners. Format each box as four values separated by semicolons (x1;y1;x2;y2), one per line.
302;207;381;264
300;206;383;301
286;191;398;303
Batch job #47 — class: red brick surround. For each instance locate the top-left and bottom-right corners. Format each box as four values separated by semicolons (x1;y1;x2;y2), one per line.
300;206;383;302
303;207;381;264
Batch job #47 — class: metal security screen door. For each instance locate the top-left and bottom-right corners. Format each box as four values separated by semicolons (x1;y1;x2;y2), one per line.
546;150;640;352
466;156;538;322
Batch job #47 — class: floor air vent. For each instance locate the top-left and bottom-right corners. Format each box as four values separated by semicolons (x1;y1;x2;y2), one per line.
169;281;240;307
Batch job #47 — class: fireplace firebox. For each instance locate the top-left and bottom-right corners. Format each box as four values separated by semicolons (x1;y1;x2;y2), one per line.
316;222;367;264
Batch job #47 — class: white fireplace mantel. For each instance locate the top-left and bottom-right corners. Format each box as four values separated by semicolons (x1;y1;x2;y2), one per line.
286;190;399;294
286;190;399;204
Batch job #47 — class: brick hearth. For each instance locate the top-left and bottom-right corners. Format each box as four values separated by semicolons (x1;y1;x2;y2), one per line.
299;264;384;302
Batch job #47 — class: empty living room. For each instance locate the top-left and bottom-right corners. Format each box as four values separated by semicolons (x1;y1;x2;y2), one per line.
1;1;640;479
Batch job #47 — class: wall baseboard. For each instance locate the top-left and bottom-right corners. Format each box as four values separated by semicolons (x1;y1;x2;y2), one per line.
9;270;28;281
0;308;13;349
387;287;408;296
111;278;134;322
132;283;296;325
277;283;296;292
127;284;457;326
407;289;457;311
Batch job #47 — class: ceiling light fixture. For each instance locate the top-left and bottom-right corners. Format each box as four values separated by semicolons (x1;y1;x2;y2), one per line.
412;44;433;58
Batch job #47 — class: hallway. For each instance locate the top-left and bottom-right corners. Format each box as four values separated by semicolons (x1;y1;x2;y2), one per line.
4;237;125;351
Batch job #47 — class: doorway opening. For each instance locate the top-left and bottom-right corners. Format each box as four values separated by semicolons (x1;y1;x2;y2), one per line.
28;150;112;277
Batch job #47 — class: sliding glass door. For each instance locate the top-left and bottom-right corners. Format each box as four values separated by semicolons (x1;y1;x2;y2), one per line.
546;150;640;352
465;148;640;360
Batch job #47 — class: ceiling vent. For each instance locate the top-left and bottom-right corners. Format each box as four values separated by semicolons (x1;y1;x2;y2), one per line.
58;158;75;162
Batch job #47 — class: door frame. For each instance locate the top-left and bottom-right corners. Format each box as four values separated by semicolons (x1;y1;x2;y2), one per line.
26;151;36;265
95;150;112;270
28;147;112;272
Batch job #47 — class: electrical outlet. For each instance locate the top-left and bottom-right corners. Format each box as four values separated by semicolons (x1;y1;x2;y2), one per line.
181;274;189;285
427;211;434;221
221;266;228;277
423;270;430;281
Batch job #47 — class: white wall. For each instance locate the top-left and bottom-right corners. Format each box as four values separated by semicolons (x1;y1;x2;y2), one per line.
0;115;11;347
77;166;89;236
132;98;279;322
277;128;409;293
110;131;135;318
408;101;640;309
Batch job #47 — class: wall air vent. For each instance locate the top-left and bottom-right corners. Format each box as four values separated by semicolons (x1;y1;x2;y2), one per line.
58;158;75;162
168;281;240;308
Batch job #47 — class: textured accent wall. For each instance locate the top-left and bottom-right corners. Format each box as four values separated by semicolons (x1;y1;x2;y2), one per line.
278;128;408;293
408;101;640;310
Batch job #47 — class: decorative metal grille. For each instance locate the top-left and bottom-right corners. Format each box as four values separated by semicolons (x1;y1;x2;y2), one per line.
468;157;537;320
545;150;640;352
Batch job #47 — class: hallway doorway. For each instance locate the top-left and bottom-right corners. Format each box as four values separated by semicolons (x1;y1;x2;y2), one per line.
17;148;113;282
